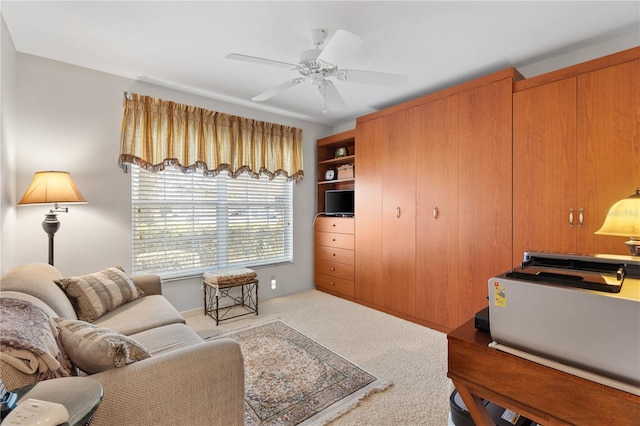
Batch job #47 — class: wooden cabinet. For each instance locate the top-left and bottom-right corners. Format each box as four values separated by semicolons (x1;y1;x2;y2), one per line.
513;78;577;261
356;70;517;331
314;131;356;298
318;47;638;334
456;78;514;326
355;109;416;316
415;95;459;328
314;216;355;298
414;76;514;331
513;50;640;263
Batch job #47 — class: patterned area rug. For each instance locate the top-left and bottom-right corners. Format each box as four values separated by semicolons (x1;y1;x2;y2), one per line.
213;320;392;425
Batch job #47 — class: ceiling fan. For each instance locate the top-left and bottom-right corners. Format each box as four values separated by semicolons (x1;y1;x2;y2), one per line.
226;29;408;112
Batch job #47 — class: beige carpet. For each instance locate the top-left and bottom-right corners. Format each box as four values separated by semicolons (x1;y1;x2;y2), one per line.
183;290;453;425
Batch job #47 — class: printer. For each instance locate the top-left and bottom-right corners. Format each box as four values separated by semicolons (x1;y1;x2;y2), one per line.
488;251;640;386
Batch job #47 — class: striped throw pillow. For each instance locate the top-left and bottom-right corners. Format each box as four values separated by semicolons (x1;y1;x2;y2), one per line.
55;267;144;322
54;318;150;374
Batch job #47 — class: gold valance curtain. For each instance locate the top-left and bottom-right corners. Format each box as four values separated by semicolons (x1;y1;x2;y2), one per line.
118;93;304;182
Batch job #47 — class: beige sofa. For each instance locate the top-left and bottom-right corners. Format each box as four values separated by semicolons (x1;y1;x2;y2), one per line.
0;263;244;426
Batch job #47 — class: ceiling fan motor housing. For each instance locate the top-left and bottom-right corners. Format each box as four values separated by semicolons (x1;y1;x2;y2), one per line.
309;29;327;47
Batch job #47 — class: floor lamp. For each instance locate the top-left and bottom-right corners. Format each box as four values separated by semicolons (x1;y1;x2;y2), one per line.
18;171;87;266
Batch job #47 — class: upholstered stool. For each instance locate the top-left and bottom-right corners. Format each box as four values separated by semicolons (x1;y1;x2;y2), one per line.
203;267;258;325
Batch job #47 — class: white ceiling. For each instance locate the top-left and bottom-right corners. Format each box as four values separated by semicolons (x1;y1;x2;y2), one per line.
2;1;639;127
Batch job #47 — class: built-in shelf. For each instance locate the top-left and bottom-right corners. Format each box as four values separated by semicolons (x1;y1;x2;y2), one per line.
318;155;355;166
318;178;355;186
316;129;356;214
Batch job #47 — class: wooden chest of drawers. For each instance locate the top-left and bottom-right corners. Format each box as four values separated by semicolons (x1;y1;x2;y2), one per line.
314;216;355;298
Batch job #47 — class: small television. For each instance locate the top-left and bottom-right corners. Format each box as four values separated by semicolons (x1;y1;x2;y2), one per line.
325;189;354;216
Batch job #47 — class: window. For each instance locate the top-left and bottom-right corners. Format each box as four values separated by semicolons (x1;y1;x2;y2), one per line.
131;165;293;278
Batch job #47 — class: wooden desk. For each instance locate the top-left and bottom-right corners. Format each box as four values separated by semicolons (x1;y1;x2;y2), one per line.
447;319;640;425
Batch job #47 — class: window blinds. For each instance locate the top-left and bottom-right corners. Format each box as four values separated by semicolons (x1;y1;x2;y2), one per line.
131;165;293;278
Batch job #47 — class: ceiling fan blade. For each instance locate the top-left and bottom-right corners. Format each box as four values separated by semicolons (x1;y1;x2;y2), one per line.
317;81;346;112
252;78;305;102
317;29;363;65
226;53;301;70
336;69;408;87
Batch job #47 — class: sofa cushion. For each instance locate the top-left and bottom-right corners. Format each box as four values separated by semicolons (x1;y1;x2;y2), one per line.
0;297;73;385
54;318;150;374
55;267;144;322
0;263;77;319
91;295;186;336
129;323;203;357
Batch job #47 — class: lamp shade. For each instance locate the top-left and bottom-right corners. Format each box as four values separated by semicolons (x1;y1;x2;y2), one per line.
595;188;640;237
18;171;87;205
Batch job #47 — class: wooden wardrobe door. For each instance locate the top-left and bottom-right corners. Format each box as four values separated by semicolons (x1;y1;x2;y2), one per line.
513;78;578;264
578;59;640;255
355;110;416;315
457;78;514;327
415;95;459;328
381;109;416;316
354;118;384;305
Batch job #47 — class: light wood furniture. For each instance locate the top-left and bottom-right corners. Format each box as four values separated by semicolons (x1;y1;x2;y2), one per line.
316;130;355;214
314;216;355;298
513;47;640;265
314;47;639;334
448;319;640;426
355;68;520;332
314;130;356;299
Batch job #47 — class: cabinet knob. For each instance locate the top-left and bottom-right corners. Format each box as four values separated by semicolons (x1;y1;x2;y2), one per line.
331;282;335;286
332;223;336;227
330;267;335;271
332;238;336;241
332;253;336;256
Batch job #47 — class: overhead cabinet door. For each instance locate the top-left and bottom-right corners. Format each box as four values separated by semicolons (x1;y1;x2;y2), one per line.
514;59;639;261
577;59;640;255
513;78;578;263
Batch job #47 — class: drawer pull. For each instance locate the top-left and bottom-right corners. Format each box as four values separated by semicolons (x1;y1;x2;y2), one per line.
331;282;335;286
332;253;336;256
330;267;335;271
332;223;336;227
332;238;336;242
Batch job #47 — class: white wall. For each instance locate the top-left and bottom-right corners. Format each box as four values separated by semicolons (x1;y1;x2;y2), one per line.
1;17;18;274
5;52;331;311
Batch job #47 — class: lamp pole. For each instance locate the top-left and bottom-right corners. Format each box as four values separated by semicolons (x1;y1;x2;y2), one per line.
42;211;60;266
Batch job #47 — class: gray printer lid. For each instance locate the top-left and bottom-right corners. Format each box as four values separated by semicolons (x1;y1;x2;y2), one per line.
509;251;640;293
